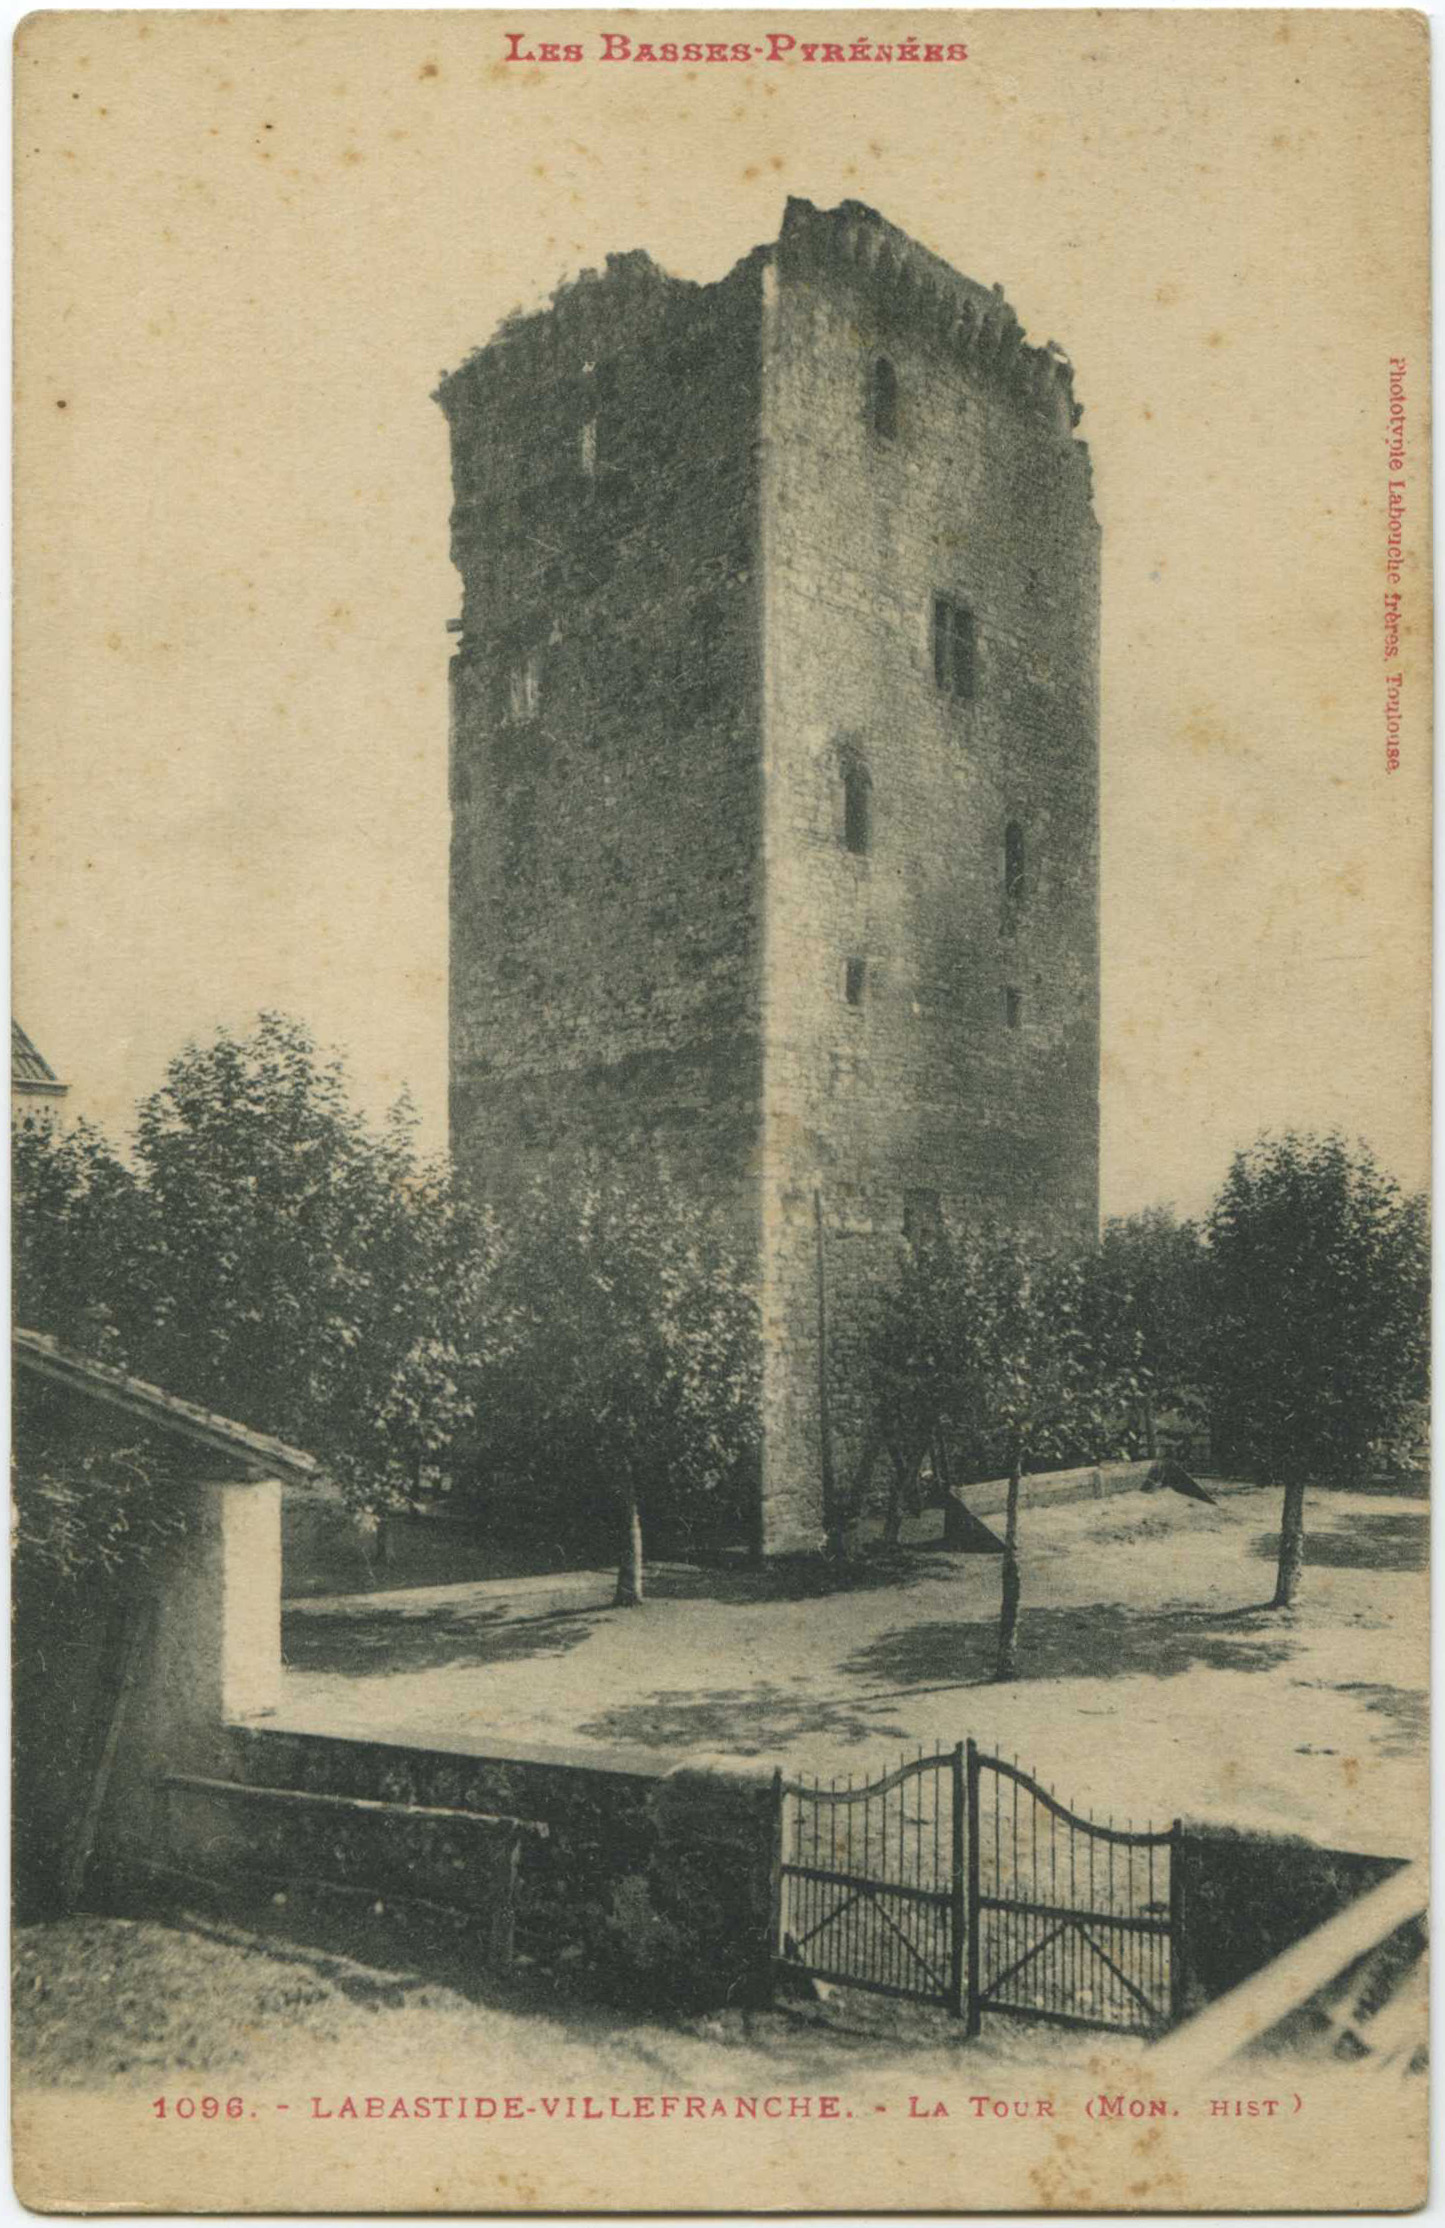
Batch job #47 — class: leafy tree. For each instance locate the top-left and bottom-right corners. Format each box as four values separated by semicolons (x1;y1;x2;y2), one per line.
864;1229;970;1547
11;1383;191;1592
469;1163;762;1607
14;1015;487;1509
13;1115;147;1352
123;1012;485;1502
1082;1209;1207;1456
1204;1133;1428;1607
10;1375;201;1922
956;1232;1135;1681
867;1224;1138;1676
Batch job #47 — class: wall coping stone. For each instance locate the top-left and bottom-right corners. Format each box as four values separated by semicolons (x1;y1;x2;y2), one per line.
1178;1815;1411;1865
257;1717;693;1787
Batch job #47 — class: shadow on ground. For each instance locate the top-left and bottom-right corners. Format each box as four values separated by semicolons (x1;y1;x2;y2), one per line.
282;1553;944;1678
1249;1507;1429;1576
574;1601;1299;1756
1334;1681;1429;1753
281;1602;603;1677
843;1601;1297;1694
576;1681;917;1755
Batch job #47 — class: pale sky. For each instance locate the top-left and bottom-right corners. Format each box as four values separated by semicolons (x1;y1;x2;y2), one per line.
14;10;1431;1220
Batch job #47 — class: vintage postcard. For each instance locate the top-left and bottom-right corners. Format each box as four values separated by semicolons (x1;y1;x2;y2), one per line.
11;8;1431;2214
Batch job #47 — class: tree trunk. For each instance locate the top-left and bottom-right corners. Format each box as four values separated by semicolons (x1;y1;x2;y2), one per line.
882;1451;904;1548
994;1447;1024;1682
903;1438;928;1518
615;1484;644;1608
1143;1394;1158;1461
935;1428;964;1566
1272;1477;1307;1608
995;1551;1022;1682
882;1433;929;1547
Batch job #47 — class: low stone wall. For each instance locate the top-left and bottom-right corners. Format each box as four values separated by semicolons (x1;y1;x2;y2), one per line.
109;1711;1406;2027
282;1493;606;1600
1175;1822;1406;2012
964;1458;1157;1521
148;1723;779;2014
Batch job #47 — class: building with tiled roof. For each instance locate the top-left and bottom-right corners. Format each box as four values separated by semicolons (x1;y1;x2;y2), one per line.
12;1020;69;1125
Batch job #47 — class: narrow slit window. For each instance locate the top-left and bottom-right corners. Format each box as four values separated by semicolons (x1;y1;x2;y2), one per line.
1004;986;1022;1032
904;1188;941;1245
507;651;541;725
870;355;899;441
580;419;597;479
1005;820;1026;904
933;596;976;701
843;764;871;855
845;957;867;1007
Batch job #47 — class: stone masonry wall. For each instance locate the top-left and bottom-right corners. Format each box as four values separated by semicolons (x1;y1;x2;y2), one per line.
757;201;1101;1549
1175;1824;1405;2012
439;253;767;1240
159;1726;780;2014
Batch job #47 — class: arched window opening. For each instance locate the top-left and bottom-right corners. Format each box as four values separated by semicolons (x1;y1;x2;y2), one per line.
1005;820;1026;904
844;763;872;855
870;355;898;441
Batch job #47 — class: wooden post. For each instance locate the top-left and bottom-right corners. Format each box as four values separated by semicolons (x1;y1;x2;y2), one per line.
769;1768;787;1969
814;1189;838;1549
487;1832;523;1971
1168;1817;1186;2027
950;1741;967;2020
63;1596;155;1912
964;1739;982;2036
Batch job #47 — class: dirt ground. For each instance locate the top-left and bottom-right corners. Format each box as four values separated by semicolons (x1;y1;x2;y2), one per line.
278;1481;1429;1856
12;1912;1099;2093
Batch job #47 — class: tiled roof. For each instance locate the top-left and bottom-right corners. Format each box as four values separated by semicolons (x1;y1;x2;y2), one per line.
12;1020;66;1094
13;1327;324;1485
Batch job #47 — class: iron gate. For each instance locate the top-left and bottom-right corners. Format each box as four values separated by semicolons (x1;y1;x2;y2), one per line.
967;1747;1180;2037
776;1742;1181;2036
777;1747;964;2010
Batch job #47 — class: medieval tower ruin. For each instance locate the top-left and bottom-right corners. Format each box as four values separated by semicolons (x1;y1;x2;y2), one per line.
438;197;1100;1556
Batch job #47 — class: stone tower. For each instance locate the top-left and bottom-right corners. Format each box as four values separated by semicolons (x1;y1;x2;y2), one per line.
438;197;1100;1556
